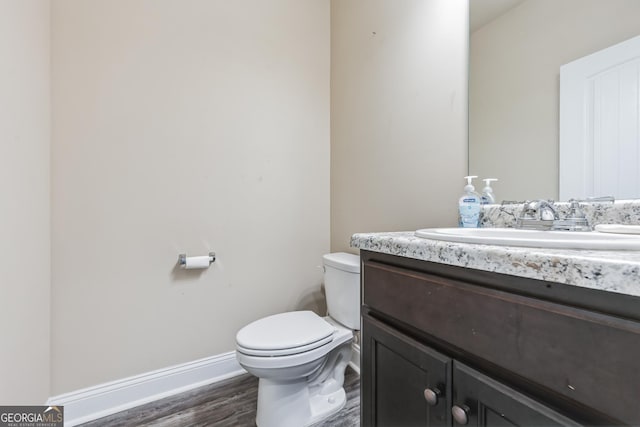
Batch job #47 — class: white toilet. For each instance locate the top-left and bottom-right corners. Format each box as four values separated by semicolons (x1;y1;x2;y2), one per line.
235;252;360;427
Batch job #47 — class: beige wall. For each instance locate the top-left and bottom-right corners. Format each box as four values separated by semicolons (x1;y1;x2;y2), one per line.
51;0;330;394
470;0;640;202
330;0;468;252
2;0;469;399
0;0;51;404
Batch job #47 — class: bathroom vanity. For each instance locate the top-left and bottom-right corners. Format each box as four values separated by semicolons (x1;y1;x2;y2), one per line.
352;231;640;426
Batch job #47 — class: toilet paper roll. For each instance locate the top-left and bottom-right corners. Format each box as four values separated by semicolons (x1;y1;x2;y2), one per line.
183;255;211;269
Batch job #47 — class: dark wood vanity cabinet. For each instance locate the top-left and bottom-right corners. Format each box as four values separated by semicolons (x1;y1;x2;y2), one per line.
362;315;451;426
360;250;640;426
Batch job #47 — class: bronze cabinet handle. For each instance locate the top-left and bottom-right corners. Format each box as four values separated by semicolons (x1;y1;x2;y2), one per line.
451;404;470;425
423;388;441;406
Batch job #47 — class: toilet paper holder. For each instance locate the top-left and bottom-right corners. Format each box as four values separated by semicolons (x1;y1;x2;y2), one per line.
178;252;216;268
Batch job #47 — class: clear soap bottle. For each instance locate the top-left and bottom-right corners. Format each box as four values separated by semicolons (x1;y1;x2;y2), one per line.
459;176;481;228
481;178;498;205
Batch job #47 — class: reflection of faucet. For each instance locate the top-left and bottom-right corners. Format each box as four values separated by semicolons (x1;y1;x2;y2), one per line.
551;199;591;231
550;196;613;231
516;200;559;230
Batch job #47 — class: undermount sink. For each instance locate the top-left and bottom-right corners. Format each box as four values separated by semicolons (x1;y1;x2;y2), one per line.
414;227;640;250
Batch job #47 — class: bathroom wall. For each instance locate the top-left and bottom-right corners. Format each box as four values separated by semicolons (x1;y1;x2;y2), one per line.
51;0;330;394
0;0;51;404
330;0;469;252
470;0;640;201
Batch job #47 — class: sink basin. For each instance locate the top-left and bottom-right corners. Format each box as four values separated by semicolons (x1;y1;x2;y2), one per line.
414;228;640;250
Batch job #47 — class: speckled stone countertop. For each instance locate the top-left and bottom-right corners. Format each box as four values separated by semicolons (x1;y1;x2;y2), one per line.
350;200;640;298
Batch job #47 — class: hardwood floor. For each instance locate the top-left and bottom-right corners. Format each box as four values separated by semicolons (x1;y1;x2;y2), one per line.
80;367;360;427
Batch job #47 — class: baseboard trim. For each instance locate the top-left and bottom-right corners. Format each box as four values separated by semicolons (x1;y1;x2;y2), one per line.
47;352;245;426
349;342;360;375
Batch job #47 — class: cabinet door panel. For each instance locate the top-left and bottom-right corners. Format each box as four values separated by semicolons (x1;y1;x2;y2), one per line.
364;260;640;423
453;362;581;427
362;315;450;427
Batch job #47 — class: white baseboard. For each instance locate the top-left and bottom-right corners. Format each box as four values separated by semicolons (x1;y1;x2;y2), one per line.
47;352;245;427
349;342;360;375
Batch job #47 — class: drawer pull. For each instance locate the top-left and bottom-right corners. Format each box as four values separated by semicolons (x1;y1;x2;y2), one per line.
452;404;470;425
423;387;441;406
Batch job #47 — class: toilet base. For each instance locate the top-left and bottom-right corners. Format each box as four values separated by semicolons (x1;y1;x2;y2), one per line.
241;319;354;427
308;387;346;425
256;378;346;427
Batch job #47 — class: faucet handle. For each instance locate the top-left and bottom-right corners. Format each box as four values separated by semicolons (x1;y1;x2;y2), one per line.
519;200;536;219
583;195;615;203
551;199;591;231
538;200;558;221
566;199;587;220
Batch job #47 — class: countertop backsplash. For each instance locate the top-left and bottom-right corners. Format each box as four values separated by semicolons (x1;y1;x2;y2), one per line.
481;199;640;228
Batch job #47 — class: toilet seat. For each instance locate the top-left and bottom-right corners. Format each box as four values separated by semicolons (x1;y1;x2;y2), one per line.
236;335;333;357
236;318;353;370
236;311;335;357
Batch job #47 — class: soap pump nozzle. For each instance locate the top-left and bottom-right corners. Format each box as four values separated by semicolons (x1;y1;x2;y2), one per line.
483;178;498;187
481;178;498;204
464;175;478;193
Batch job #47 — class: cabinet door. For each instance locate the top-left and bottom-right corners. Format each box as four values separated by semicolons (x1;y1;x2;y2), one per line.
364;259;640;423
362;314;451;427
452;362;581;427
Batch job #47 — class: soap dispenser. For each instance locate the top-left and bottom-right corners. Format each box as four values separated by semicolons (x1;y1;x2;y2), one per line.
481;178;498;205
459;176;481;228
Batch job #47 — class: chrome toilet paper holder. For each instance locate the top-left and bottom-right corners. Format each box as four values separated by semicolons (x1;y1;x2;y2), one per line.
178;252;216;267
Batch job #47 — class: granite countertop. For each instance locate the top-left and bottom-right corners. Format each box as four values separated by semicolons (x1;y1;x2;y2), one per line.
350;231;640;298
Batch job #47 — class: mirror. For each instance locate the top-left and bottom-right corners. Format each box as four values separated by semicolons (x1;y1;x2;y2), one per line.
469;0;640;203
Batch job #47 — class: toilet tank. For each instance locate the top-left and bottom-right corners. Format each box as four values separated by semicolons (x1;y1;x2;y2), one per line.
323;252;360;330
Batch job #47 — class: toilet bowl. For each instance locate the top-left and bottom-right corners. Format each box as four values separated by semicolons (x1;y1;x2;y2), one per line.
235;252;360;427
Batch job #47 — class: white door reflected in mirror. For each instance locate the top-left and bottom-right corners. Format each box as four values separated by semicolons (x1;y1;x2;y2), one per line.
560;34;640;201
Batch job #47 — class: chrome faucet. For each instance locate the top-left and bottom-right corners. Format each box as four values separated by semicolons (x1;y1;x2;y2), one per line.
516;200;559;230
516;197;614;232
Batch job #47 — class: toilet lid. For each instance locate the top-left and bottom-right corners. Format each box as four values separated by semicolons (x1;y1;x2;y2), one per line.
236;311;334;353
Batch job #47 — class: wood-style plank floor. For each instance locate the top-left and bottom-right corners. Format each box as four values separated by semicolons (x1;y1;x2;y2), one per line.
79;367;360;427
